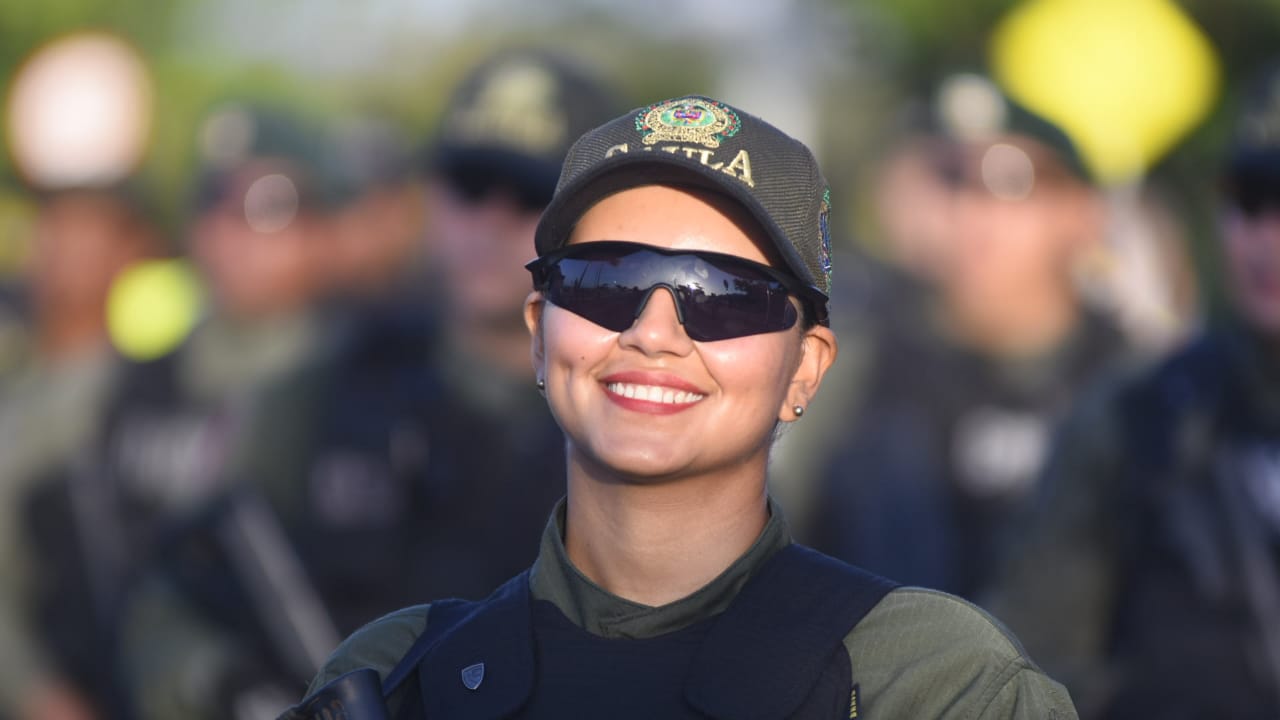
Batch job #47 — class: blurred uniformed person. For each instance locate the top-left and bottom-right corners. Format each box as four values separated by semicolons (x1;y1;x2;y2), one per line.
22;103;341;720
0;185;158;720
989;64;1280;718
117;52;621;720
804;75;1136;600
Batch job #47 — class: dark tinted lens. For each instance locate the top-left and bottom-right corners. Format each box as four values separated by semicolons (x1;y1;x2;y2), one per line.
533;243;799;341
678;284;798;341
542;258;647;332
671;254;797;341
1232;179;1280;217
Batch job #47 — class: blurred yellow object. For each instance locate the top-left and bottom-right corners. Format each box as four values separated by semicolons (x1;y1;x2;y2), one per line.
990;0;1220;184
107;259;202;361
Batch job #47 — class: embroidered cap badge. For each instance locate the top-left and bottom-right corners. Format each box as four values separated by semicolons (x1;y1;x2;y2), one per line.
635;97;742;149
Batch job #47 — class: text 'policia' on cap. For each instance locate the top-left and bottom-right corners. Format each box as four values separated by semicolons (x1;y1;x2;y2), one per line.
533;96;834;308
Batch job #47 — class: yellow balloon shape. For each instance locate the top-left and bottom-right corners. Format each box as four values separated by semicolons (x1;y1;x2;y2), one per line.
990;0;1220;184
107;259;202;361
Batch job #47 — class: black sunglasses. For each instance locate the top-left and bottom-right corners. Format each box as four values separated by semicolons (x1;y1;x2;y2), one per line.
1225;168;1280;219
526;241;828;342
442;163;553;213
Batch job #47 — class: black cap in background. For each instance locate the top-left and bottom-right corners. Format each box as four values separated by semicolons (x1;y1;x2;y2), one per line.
929;73;1092;184
1228;62;1280;178
427;49;623;208
193;102;338;214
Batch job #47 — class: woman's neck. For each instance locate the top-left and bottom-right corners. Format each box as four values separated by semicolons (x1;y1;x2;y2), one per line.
563;458;769;607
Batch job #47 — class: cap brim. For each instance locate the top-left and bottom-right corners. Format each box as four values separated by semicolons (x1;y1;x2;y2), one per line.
431;144;561;193
1228;148;1280;178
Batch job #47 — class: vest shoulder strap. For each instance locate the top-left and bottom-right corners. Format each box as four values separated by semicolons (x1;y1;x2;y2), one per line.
686;543;899;720
372;570;533;720
277;668;390;720
378;599;471;697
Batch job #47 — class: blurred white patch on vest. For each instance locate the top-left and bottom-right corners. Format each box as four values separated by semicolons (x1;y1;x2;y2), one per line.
952;406;1049;497
1237;442;1280;535
309;451;401;527
113;411;231;509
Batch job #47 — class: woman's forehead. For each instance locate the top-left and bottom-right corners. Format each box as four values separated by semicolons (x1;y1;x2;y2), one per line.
567;184;780;266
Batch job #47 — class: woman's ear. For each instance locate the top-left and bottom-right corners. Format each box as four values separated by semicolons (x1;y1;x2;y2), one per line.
524;291;546;379
783;324;838;421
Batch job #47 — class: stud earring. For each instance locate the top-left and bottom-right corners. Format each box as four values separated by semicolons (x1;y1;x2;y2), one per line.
536;378;546;391
793;405;805;417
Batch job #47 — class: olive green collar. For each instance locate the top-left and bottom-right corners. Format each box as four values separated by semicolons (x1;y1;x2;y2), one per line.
528;497;790;640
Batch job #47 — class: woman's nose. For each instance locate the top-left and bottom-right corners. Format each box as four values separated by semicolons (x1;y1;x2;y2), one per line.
619;286;696;356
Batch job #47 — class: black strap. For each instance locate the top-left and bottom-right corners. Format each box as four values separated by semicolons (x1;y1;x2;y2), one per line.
1218;449;1280;700
381;570;533;720
380;598;477;697
278;668;391;720
415;572;536;719
686;543;898;720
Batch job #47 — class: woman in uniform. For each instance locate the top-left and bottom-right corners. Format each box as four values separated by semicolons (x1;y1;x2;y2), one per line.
283;95;1077;719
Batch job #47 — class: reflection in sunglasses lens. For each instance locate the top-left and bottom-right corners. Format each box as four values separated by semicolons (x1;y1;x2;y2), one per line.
532;243;802;341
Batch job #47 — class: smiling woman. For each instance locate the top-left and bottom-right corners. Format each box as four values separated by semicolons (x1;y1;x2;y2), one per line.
282;96;1079;720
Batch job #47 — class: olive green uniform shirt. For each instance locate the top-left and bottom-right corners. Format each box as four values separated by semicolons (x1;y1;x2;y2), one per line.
309;501;1077;718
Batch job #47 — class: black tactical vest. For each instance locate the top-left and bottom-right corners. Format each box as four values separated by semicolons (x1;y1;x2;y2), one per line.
286;543;896;719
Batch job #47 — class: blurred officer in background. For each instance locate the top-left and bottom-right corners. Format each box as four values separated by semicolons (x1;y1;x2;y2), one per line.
988;64;1280;719
18;103;340;720
805;74;1137;600
316;116;425;304
117;50;621;720
0;185;159;720
275;47;623;632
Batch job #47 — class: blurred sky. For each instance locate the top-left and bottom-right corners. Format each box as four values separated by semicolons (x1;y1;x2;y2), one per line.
4;0;1279;299
174;0;856;147
182;0;817;71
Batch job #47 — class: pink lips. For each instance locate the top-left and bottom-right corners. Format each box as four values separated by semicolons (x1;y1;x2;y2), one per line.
600;370;707;415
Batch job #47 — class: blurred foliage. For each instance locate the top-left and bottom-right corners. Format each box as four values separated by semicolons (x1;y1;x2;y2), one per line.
0;3;716;249
0;0;187;64
849;0;1280;94
840;0;1280;177
0;0;1278;310
845;0;1022;92
838;0;1280;313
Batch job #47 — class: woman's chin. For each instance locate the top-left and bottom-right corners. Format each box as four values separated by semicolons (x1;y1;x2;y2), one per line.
573;440;697;485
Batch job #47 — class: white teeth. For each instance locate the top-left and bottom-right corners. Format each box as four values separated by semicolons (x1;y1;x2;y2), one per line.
606;382;704;405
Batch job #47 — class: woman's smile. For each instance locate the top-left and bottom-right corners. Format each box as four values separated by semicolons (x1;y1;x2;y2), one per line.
601;369;708;414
